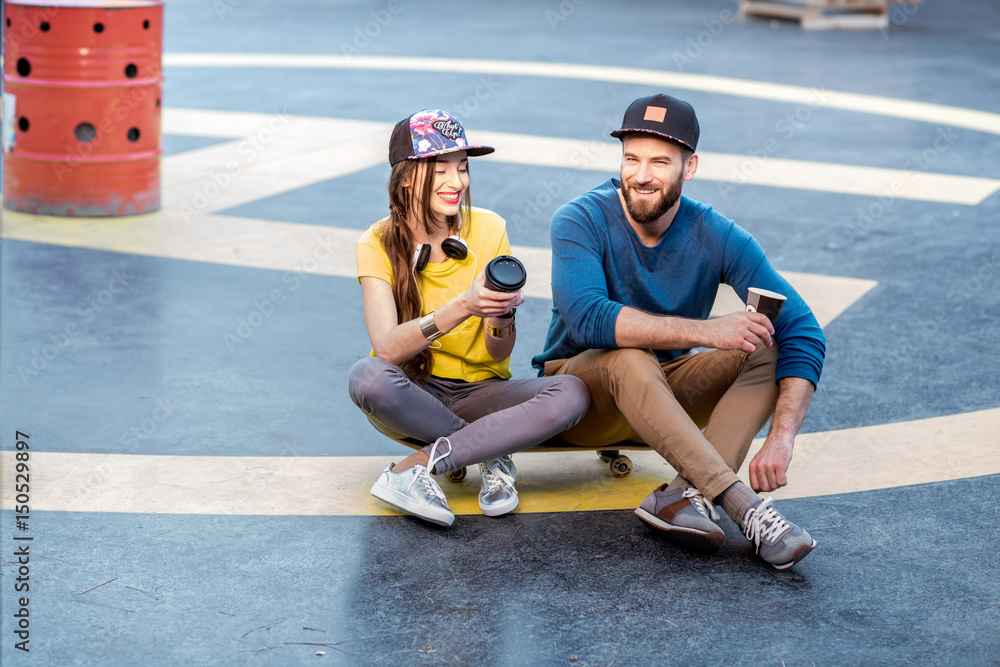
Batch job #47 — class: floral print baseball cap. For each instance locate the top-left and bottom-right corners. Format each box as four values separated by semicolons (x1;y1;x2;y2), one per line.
388;109;494;166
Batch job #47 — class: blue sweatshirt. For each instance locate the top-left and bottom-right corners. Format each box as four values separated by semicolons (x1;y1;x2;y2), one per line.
532;179;826;386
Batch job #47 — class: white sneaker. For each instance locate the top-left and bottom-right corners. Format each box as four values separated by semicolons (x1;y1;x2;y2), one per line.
478;455;518;517
370;438;455;526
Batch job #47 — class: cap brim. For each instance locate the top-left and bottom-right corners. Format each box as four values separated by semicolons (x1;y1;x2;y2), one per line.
610;128;695;152
406;145;495;161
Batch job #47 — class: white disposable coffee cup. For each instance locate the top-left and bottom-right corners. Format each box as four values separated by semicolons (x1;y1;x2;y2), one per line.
746;287;786;326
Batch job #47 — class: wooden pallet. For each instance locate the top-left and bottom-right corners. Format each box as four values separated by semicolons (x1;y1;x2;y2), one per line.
739;0;890;30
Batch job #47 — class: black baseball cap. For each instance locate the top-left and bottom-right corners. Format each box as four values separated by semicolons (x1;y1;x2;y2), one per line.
389;109;494;166
610;94;700;152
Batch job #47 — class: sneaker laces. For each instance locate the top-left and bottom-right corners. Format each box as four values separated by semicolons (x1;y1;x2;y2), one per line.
742;497;791;552
682;487;720;521
405;438;452;504
425;437;453;476
480;457;515;493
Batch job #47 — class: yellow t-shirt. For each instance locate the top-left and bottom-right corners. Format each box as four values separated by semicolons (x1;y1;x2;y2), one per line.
356;207;512;382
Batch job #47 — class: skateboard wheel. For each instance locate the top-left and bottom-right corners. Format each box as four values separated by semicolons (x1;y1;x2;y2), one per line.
597;449;619;463
610;455;633;478
444;467;467;483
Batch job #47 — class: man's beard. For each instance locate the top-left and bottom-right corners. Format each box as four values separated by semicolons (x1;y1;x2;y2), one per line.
621;172;685;225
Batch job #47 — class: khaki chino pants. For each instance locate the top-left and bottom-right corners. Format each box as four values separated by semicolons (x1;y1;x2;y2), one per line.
545;344;779;502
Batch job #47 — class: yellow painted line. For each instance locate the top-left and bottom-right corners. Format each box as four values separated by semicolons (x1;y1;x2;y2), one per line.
0;206;876;326
160;108;1000;205
162;54;1000;137
0;450;666;517
3;408;998;516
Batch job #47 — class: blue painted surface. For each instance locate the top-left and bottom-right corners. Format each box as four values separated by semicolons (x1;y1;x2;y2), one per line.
1;0;999;662
160;0;1000;115
1;476;998;665
162;66;998;174
0;2;997;448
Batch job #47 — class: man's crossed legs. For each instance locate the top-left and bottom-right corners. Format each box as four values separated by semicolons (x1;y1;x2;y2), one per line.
547;344;817;569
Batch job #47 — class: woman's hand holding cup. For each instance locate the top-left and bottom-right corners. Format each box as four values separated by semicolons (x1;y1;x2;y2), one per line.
462;272;523;318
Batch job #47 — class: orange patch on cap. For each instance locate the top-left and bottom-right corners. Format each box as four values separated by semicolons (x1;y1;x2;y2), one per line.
643;106;667;123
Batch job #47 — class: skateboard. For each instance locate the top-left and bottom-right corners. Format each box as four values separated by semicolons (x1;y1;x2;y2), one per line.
397;437;652;482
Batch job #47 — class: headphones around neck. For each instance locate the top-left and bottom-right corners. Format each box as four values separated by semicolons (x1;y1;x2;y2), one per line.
411;233;476;344
413;235;469;272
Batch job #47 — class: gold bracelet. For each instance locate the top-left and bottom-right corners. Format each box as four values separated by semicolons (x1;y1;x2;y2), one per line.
419;313;444;341
486;319;516;338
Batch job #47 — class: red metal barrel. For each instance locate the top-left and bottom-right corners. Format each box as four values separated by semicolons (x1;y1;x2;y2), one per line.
2;0;163;216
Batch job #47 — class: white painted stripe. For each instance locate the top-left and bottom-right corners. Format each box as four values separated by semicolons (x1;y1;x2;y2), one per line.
3;407;998;516
161;108;1000;205
712;274;876;328
471;129;1000;205
162;54;1000;137
0;208;363;281
162;110;388;214
741;407;1000;501
164;107;300;138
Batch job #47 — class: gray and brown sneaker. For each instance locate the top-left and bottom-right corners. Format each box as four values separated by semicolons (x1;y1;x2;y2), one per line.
742;497;817;569
634;484;725;554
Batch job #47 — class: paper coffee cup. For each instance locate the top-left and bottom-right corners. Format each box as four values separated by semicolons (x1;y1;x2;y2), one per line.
746;287;786;325
484;255;526;292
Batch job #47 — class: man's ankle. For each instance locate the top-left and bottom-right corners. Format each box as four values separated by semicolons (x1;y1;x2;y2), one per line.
393;451;430;474
716;482;761;525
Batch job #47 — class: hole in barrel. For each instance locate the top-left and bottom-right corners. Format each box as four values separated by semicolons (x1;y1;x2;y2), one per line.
155;98;161;108
93;22;104;33
143;19;150;29
124;63;138;78
75;122;97;143
40;22;50;32
18;117;29;132
127;128;141;142
6;18;10;28
16;58;30;77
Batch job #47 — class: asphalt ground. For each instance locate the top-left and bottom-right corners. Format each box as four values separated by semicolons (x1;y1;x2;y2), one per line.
1;1;999;665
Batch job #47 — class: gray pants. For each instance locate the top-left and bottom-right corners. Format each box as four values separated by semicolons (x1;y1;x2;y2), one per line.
348;357;591;473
